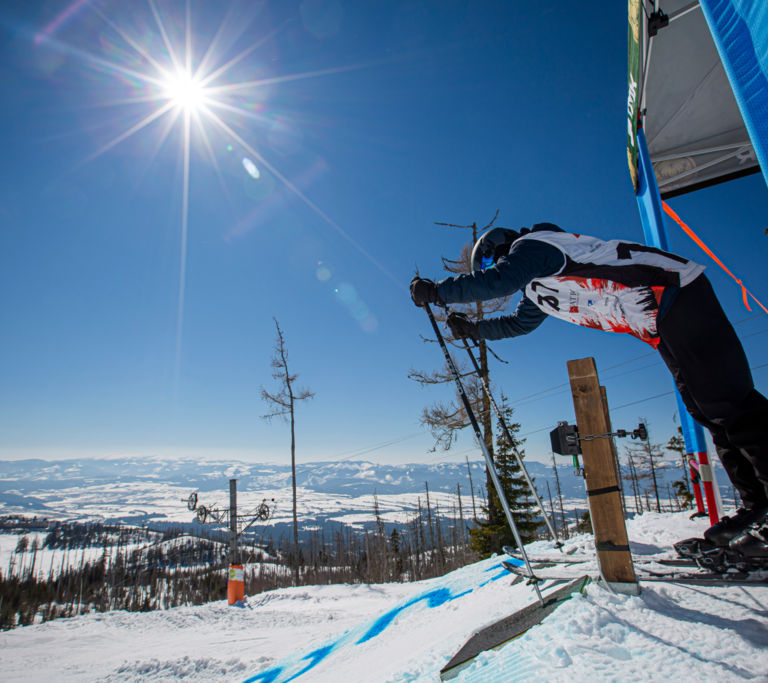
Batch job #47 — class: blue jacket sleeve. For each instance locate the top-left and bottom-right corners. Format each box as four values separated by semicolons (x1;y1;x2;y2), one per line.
475;296;548;340
435;234;566;304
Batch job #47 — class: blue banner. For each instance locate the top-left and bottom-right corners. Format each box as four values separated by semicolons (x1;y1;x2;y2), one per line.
701;0;768;189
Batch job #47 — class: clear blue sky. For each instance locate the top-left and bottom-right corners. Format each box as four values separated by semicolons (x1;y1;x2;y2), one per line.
1;0;766;466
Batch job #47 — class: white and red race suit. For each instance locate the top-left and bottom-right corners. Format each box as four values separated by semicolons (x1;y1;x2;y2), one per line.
519;232;705;347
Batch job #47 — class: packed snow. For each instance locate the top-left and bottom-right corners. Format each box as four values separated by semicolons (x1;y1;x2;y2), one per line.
2;510;767;682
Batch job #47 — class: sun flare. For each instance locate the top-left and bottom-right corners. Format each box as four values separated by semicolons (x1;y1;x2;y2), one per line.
165;70;205;111
63;1;395;387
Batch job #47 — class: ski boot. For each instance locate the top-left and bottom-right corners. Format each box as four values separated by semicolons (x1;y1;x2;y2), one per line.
728;524;768;570
696;523;768;573
705;508;768;545
674;507;768;559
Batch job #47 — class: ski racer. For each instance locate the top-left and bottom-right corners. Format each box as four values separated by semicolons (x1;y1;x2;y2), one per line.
410;223;768;564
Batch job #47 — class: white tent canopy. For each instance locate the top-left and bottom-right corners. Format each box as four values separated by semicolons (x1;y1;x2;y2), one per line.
641;0;760;198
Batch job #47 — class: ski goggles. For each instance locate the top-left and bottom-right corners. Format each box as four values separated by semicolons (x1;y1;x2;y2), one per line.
481;254;495;270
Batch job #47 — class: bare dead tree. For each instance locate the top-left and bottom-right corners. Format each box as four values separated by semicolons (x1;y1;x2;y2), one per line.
625;418;665;513
546;481;559;537
260;318;315;586
409;212;514;532
465;455;477;521
624;449;643;513
457;482;467;563
551;452;568;539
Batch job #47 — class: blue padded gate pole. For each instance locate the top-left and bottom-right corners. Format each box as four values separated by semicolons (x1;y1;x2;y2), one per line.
636;125;723;523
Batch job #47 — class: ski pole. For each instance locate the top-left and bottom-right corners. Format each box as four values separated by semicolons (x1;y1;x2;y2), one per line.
448;318;561;548
423;302;544;606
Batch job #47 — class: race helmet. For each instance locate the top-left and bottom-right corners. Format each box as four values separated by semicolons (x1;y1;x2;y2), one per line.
470;227;521;272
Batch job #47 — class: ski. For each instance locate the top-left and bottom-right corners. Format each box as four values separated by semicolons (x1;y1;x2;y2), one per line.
501;559;768;587
502;547;696;568
501;560;540;580
639;573;767;586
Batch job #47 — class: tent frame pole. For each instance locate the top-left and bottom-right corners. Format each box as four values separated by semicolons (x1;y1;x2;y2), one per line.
635;126;723;524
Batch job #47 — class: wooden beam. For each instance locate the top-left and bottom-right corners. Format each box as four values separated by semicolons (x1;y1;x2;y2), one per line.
567;358;637;588
600;385;627;518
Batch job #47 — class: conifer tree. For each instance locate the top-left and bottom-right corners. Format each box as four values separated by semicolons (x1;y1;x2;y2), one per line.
667;426;694;509
469;394;543;556
576;510;592;534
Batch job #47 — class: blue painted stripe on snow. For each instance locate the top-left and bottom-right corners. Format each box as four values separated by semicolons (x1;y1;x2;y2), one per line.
243;667;284;683
357;586;460;644
239;559;523;682
284;644;337;683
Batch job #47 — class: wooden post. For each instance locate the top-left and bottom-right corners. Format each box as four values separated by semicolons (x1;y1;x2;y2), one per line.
600;386;627;519
567;358;638;592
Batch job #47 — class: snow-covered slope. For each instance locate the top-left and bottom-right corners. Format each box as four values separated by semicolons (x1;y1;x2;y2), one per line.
2;511;768;683
0;456;495;530
0;454;710;528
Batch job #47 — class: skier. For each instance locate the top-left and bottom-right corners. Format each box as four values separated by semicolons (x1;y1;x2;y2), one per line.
410;223;768;566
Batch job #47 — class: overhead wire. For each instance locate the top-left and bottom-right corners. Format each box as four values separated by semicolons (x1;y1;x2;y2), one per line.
500;359;768;447
505;311;764;406
510;360;665;409
261;313;767;490
265;358;768;498
740;328;768;340
264;428;437;487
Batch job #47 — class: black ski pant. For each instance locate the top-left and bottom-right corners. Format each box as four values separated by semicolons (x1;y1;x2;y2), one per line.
657;274;768;510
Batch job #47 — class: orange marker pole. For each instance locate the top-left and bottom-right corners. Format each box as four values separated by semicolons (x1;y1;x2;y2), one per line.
228;564;244;605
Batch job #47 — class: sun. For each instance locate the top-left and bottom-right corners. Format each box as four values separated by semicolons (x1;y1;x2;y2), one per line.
165;70;205;112
63;1;399;387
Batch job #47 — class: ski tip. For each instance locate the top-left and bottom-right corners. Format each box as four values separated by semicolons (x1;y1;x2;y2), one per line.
501;559;528;576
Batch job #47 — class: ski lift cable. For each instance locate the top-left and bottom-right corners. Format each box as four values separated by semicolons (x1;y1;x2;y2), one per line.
266;428;439;486
510;361;666;409
285;355;768;488
184;361;768;530
510;359;767;446
740;327;768;340
260;328;768;491
291;350;674;479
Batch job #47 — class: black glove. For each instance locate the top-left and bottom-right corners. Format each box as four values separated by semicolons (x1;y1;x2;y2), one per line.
410;277;442;307
446;312;478;340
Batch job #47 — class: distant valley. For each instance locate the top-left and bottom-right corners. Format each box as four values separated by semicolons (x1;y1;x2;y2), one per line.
0;454;729;537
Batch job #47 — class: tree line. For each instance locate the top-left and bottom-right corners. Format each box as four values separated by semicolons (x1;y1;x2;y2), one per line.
1;524;230;630
1;478;507;632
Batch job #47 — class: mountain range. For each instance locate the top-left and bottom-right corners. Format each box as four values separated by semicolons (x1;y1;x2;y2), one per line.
0;454;729;534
